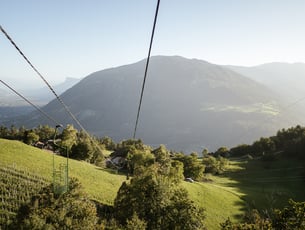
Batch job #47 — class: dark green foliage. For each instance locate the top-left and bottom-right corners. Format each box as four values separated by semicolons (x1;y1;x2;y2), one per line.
71;140;93;160
174;152;205;180
100;136;116;150
107;139;153;174
230;144;252;157
126;213;147;230
23;130;39;145
229;125;305;160
214;146;230;157
272;199;305;229
221;217;272;230
0;125;9;138
114;139;148;158
114;165;206;230
202;156;228;175
221;200;305;230
252;137;276;156
60;124;78;152
164;188;206;230
152;145;172;175
70;131;94;161
0;164;48;228
169;160;184;183
13;178;98;230
34;125;55;141
0;125;54;146
128;150;155;175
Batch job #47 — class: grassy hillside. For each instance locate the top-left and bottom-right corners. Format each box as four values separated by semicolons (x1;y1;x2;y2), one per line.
1;138;304;229
0;138;126;204
0;139;246;229
0;164;48;226
222;157;305;210
182;181;245;228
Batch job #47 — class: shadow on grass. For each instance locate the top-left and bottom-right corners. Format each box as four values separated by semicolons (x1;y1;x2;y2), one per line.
95;166;128;177
219;155;305;219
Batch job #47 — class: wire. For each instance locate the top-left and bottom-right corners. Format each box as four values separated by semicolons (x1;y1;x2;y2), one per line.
0;25;105;158
0;79;59;125
133;0;161;139
0;25;85;131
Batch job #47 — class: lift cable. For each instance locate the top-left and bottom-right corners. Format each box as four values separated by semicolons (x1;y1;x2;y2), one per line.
133;0;161;139
0;25;105;157
0;79;59;125
0;25;85;131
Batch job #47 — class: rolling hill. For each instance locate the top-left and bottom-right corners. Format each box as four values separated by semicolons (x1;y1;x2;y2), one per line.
1;138;305;229
0;138;246;229
7;56;303;152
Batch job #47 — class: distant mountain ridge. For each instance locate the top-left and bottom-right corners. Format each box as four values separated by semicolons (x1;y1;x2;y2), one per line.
0;77;80;106
24;77;80;105
7;56;303;152
227;62;305;102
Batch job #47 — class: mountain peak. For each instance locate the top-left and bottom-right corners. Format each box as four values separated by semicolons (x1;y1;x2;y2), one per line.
16;56;294;152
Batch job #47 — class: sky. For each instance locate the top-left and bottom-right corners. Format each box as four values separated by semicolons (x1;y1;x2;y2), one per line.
1;0;305;89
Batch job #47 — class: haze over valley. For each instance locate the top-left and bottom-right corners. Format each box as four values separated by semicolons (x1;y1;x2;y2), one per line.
2;1;305;229
2;56;305;152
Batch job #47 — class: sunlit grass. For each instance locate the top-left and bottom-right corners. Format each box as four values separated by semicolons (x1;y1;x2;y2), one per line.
182;179;246;229
200;102;280;115
3;138;303;229
1;138;247;229
0;138;126;205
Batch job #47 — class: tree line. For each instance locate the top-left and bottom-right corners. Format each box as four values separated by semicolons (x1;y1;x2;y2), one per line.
0;124;228;180
228;125;305;160
10;153;207;229
1;124;305;229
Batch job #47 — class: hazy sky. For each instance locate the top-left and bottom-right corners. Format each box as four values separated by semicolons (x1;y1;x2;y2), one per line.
1;0;305;89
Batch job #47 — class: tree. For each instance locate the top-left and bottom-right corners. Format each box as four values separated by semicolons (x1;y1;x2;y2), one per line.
23;130;39;145
272;199;305;229
61;124;78;152
230;144;251;157
221;200;305;230
128;150;155;176
175;153;205;180
35;125;55;141
71;138;94;161
252;137;276;156
9;125;18;139
169;160;184;184
114;164;206;230
152;145;172;175
13;178;98;229
202;156;227;175
214;146;229;157
202;148;209;158
126;213;147;230
0;126;9;138
100;136;116;150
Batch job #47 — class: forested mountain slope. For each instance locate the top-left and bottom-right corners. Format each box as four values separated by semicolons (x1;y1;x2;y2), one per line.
11;56;301;151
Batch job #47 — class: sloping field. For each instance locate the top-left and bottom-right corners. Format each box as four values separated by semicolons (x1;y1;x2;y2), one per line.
0;164;48;226
0;138;126;204
0;138;248;229
221;158;305;210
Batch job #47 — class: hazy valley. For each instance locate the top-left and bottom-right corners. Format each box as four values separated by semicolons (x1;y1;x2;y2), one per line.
3;56;305;152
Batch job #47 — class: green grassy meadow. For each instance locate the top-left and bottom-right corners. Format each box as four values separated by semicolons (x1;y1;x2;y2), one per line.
1;138;305;229
221;157;305;210
0;138;126;204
